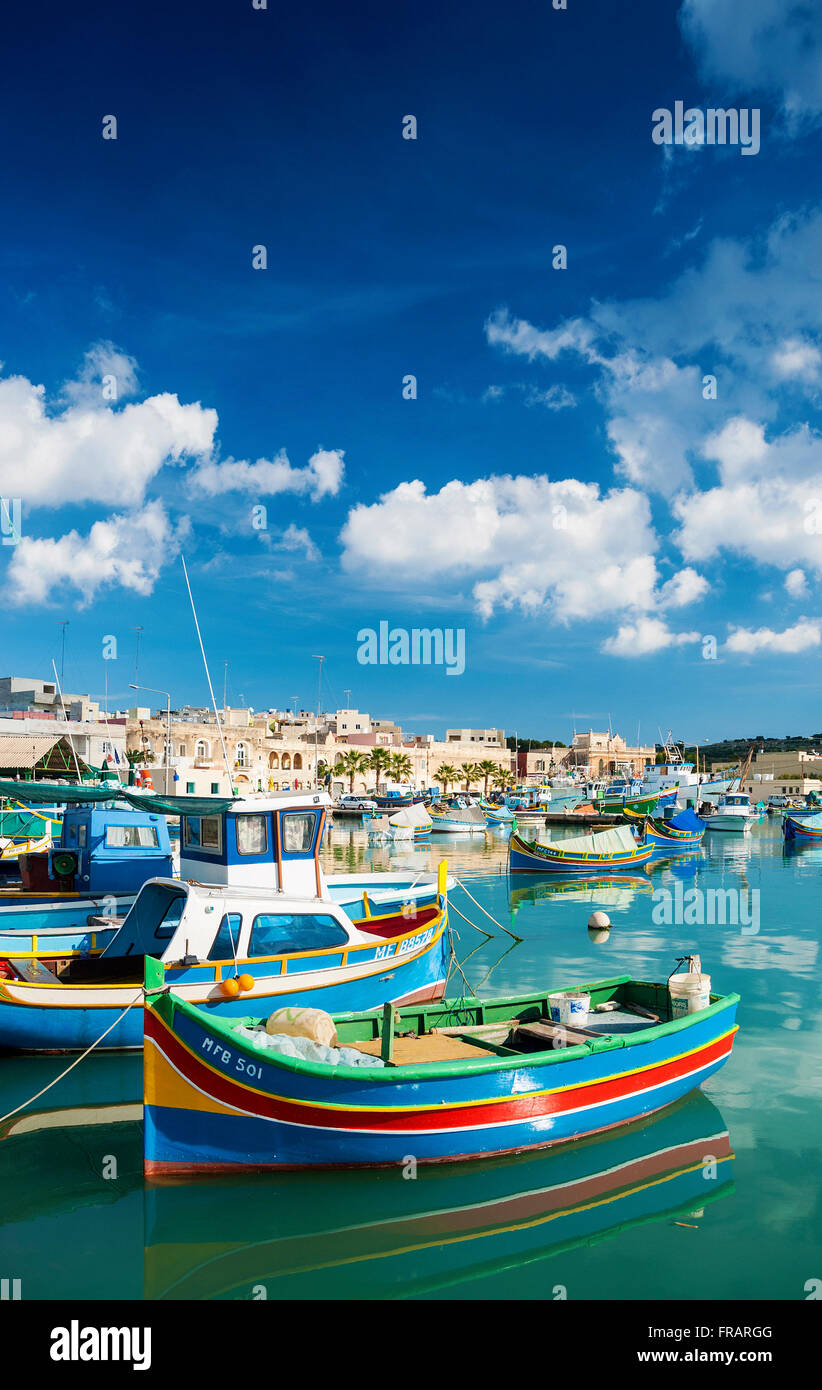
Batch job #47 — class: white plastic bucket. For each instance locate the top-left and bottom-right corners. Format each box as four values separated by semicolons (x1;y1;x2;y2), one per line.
558;991;591;1027
548;993;564;1023
669;973;711;1017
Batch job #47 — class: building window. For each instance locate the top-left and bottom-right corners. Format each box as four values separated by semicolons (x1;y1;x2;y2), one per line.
293;753;302;769
196;739;210;759
178;743;187;757
235;742;248;767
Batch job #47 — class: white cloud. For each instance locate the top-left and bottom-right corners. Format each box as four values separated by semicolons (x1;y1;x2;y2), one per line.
340;473;678;623
191;447;344;500
659;566;710;607
485;210;822;496
60;341;140;407
0;367;216;508
725;620;822;655
785;568;808;598
770;338;822;384
679;0;822;125
6;501;189;606
674;418;822;572
277;523;320;562
602;618;701;657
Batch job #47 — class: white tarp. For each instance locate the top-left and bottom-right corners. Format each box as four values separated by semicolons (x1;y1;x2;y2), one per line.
389;803;433;830
433;804;487;825
547;824;639;855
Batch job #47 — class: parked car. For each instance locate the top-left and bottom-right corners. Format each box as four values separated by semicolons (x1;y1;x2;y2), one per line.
336;793;378;812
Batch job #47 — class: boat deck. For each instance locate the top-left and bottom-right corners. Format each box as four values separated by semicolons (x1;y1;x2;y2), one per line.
349;1007;652;1066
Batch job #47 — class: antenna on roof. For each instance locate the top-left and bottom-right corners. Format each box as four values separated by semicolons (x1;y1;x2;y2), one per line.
181;555;235;797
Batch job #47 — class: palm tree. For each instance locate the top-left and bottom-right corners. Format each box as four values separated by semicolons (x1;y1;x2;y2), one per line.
388;751;413;783
334;749;369;793
367;746;392;793
476;759;499;798
492;768;514;793
459;761;480;792
434;763;457;796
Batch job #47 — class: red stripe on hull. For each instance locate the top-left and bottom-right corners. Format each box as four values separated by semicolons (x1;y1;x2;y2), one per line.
146;1010;735;1136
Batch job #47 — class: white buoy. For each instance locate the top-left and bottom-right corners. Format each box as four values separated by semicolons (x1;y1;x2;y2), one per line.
588;911;611;931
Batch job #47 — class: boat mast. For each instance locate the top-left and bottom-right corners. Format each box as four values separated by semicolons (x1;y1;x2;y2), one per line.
181;555;234;796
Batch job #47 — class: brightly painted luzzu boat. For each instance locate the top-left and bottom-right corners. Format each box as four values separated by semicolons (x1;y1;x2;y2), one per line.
597;790;661;816
0;866;451;1053
642;808;706;852
142;966;739;1173
508;825;652;875
783;810;822;841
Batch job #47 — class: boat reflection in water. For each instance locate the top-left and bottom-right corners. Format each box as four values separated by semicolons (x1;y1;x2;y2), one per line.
143;1090;733;1300
508;874;653;924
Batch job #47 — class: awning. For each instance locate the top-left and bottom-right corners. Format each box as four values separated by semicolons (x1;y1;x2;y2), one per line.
0;779;236;816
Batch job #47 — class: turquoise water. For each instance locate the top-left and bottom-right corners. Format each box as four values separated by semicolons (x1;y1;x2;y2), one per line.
1;817;820;1300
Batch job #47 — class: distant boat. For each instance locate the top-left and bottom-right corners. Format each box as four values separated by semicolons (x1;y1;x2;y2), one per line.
368;803;432;842
429;802;488;835
597;790;661;816
642;808;706;852
783;810;822;841
142;961;739;1172
702;792;756;833
509;824;653;875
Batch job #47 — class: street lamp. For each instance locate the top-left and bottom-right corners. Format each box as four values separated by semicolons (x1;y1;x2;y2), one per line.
130;683;172;795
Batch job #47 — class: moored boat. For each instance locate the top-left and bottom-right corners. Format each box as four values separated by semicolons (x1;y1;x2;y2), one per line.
702;792;756;833
0;863;451;1052
509;824;652;875
642;808;706;852
783;810;822;841
142;964;739;1173
429;802;488;835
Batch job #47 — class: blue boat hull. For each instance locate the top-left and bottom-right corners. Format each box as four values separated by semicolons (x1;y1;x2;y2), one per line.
0;923;450;1053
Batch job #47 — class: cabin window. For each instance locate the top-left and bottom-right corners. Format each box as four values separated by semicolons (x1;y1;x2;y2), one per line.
105;824;160;849
186;782;195;794
184;815;223;852
210;782;220;795
249;912;348;957
154;893;186;939
208;913;242;961
280;811;316;853
78;825;87;847
236;814;268;855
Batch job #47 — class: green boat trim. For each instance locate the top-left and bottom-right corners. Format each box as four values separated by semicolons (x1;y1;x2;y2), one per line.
145;958;740;1086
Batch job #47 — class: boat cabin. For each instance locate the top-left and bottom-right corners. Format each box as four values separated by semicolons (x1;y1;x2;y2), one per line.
19;805;173;896
85;876;442;981
179;791;333;897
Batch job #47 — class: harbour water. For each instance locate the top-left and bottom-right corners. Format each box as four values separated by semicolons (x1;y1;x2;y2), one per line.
1;817;819;1300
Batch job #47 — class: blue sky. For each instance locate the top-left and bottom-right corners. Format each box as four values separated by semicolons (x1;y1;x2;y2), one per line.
2;0;822;743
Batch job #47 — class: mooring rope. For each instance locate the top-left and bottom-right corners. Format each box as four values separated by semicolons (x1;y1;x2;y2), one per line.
454;877;522;941
0;988;144;1125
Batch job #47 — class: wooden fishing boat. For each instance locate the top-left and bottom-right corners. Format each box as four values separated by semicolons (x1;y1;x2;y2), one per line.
598;790;661;816
142;964;739;1172
642;808;706;851
508;825;652;875
428;802;488;834
783;810;822;841
0;865;451;1052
